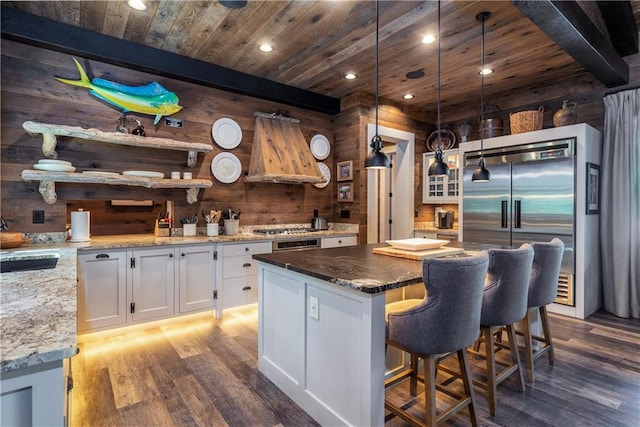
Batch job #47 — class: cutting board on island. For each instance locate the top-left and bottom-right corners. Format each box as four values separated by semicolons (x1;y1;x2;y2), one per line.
373;245;464;260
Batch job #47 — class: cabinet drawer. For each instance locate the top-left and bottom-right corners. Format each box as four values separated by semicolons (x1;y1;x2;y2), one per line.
321;235;357;248
222;276;258;309
414;230;437;239
222;241;272;257
223;255;258;279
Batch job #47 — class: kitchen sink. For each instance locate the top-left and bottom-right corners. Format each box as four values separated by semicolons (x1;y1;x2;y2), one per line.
0;254;59;273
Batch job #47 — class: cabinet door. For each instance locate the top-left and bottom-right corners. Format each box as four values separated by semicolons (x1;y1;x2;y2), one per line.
77;251;127;332
423;149;459;203
222;276;259;309
131;247;175;322
413;230;437;239
321;235;358;248
178;245;215;313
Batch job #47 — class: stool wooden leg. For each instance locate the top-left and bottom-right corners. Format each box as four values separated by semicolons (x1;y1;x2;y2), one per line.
483;326;497;416
539;306;555;365
424;355;437;427
410;353;419;396
458;348;479;427
523;309;535;382
505;324;525;392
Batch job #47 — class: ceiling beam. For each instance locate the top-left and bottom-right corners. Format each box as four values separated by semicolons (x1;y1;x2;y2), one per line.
512;0;629;87
597;1;638;57
0;7;341;115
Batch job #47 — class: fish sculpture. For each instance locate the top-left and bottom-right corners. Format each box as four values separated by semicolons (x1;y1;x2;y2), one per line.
55;58;183;125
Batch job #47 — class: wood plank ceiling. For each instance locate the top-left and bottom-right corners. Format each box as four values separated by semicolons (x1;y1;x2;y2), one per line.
1;1;638;122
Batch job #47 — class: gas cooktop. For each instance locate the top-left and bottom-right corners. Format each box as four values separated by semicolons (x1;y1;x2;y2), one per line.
252;227;318;236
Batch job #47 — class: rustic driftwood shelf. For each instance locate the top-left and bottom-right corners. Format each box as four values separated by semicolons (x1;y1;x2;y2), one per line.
20;170;213;205
22;121;213;167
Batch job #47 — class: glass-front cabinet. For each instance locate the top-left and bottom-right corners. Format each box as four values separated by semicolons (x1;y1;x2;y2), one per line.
423;149;459;203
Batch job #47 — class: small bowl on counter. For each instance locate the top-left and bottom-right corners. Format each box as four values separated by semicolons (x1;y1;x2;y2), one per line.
0;232;30;249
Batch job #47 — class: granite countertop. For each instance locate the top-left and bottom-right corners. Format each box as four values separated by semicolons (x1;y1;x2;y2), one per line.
1;247;78;372
413;222;459;234
253;241;493;295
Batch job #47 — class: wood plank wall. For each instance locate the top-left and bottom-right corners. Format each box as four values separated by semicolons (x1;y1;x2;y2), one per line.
1;40;335;234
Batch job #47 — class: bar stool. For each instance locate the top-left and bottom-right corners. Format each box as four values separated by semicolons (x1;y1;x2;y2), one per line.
385;252;489;427
471;244;534;416
521;238;564;382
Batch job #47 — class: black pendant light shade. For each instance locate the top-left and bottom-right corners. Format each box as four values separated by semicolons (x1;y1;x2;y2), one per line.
365;135;390;169
472;11;491;183
365;0;390;170
427;1;449;177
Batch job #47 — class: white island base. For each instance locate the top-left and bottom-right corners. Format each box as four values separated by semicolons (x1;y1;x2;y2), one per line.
258;263;387;426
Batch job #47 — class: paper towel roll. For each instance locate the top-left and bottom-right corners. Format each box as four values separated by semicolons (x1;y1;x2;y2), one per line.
71;210;91;242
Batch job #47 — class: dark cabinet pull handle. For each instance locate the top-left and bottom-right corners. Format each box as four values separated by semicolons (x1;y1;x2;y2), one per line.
501;201;508;228
338;240;342;244
169;253;174;258
96;254;109;259
242;262;251;268
514;200;522;229
245;247;250;252
181;253;186;257
242;286;252;291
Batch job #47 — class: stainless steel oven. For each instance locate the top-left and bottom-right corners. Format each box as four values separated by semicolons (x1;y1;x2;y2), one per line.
252;227;322;252
272;238;321;252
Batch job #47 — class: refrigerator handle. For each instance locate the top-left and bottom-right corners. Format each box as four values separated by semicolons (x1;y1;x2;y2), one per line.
514;200;522;229
501;200;508;228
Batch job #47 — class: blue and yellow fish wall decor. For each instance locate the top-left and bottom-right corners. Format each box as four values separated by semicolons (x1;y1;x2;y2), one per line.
55;58;183;125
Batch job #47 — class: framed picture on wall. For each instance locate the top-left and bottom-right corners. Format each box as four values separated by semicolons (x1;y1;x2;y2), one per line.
337;160;353;181
338;183;353;202
586;162;600;215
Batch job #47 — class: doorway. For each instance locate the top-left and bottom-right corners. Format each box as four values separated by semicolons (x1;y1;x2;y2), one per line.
366;124;415;243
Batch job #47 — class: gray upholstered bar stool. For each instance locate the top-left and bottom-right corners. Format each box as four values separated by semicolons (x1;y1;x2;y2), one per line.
521;238;564;382
471;244;534;417
385;252;489;427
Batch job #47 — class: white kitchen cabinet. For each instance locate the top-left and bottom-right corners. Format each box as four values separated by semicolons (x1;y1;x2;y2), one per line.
321;235;358;248
423;149;460;203
77;250;128;332
130;247;176;322
178;244;216;313
218;241;272;314
413;230;437;239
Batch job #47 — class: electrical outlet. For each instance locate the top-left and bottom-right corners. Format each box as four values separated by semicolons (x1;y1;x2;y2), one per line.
32;210;45;224
309;296;319;320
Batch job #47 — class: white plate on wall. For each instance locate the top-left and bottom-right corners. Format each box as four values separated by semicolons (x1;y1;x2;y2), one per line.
122;170;165;179
385;238;449;251
33;163;76;172
313;162;331;188
212;118;242;149
310;134;330;160
211;152;242;183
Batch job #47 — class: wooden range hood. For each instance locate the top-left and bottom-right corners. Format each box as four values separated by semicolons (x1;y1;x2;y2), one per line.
246;112;323;185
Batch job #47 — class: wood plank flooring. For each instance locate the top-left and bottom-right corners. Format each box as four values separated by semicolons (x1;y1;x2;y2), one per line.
71;308;640;426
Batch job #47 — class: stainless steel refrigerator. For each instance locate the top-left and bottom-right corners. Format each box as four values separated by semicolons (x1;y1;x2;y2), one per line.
462;138;576;304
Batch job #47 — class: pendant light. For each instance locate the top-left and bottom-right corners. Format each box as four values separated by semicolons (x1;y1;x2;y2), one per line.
365;0;390;169
472;11;491;182
428;1;449;177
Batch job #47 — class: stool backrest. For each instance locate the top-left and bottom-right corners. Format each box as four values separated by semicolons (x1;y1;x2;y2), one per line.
387;251;489;355
481;244;534;326
529;238;565;307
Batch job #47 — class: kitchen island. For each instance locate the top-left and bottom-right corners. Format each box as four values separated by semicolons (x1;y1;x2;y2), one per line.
253;242;489;427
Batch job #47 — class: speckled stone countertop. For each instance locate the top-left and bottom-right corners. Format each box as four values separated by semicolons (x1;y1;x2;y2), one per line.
413;222;459;235
253;241;494;295
1;247;78;372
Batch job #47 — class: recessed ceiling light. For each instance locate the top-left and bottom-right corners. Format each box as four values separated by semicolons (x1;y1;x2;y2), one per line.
344;73;357;80
259;44;273;53
479;68;493;76
126;0;147;11
422;34;436;44
403;94;414;100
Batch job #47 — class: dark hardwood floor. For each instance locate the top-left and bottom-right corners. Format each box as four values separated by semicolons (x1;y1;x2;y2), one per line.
71;308;640;426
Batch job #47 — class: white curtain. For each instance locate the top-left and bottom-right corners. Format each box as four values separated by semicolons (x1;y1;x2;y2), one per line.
601;88;640;318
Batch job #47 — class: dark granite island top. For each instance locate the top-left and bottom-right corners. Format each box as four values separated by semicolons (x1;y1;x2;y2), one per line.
253;241;494;294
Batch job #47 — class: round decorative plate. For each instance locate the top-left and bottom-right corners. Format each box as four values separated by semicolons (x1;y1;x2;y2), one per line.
38;159;73;166
212;118;242;149
310;134;330;160
122;170;165;179
211;152;242;183
426;129;456;152
33;163;76;172
314;162;331;188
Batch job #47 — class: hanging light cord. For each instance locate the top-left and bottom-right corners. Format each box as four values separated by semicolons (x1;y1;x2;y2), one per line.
480;14;485;160
374;0;379;146
436;1;441;144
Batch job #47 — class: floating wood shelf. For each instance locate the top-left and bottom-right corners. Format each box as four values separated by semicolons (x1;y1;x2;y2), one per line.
21;170;213;205
22;121;213;167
